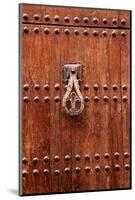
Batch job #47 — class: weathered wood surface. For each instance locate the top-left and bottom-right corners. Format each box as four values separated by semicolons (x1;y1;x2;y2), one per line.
20;4;131;195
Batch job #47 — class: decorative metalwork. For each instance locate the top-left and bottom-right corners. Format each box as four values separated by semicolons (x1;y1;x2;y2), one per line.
62;63;84;116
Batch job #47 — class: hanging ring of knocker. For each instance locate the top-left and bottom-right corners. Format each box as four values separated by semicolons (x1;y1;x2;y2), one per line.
62;63;84;116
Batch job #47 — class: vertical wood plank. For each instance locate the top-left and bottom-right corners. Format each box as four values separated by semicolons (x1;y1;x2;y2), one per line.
21;5;131;194
60;28;72;192
96;28;111;189
108;29;123;189
120;30;131;188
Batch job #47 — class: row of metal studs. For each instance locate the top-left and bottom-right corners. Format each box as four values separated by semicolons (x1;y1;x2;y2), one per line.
23;13;127;26
23;84;128;91
22;152;130;164
23;95;128;103
22;164;130;177
23;26;127;37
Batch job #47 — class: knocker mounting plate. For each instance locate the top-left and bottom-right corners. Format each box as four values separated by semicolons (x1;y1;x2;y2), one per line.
63;63;82;81
62;63;84;116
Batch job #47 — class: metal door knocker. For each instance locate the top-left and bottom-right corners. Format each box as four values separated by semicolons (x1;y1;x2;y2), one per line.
62;63;84;116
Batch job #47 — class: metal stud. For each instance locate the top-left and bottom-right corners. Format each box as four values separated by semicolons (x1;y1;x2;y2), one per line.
54;15;60;22
103;84;108;90
44;28;50;34
93;30;98;36
34;14;39;21
95;153;100;160
125;164;130;170
23;96;29;103
112;18;117;25
95;165;100;172
44;96;50;103
112;31;117;37
23;84;29;91
114;152;120;159
113;96;118;102
114;164;120;171
84;154;90;160
43;156;49;162
23;26;29;33
103;18;108;24
54;28;60;34
22;157;28;164
64;155;71;161
44;15;50;21
64;16;70;22
54;96;60;102
124;152;129;159
74;30;79;35
113;84;118;90
121;32;126;37
75;167;81;173
34;84;40;90
121;19;126;25
54;169;60;176
74;16;80;23
64;167;71;174
64;28;70;34
83;17;89;23
75;154;80;161
84;96;89;102
33;169;39;176
104;152;110;159
102;31;107;37
23;13;29;20
103;96;109;102
54;155;60;162
94;84;99;90
34;96;39;103
33;157;39;164
93;17;99;24
94;96;99;102
84;84;89;90
54;83;60;90
34;27;39;34
43;169;49;175
44;84;49;90
85;166;91;173
22;170;28;177
83;30;89;35
122;96;128;102
105;165;111;172
122;84;127;90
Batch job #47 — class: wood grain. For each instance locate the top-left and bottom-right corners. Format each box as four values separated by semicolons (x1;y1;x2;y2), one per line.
20;4;130;28
20;4;131;195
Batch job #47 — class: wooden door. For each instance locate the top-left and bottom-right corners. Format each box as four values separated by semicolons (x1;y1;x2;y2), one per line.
19;4;131;196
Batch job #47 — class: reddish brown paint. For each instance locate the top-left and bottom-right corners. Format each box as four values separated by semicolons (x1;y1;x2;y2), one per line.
20;4;131;195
